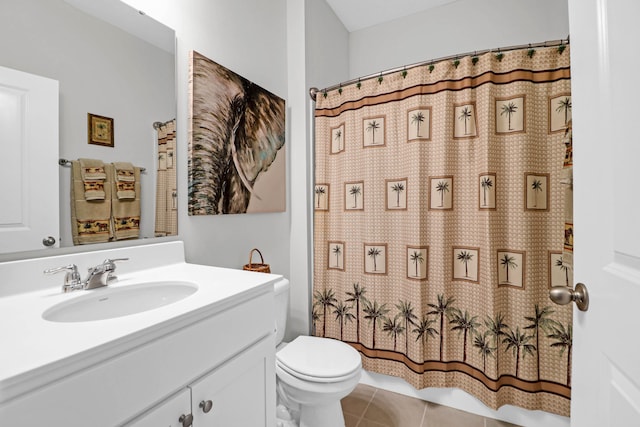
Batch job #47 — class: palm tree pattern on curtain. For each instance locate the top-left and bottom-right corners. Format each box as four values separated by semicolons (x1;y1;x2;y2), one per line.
313;46;573;416
154;119;178;237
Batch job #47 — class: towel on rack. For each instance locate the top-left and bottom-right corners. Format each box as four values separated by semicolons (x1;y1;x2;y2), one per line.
71;160;112;245
108;163;141;240
79;158;107;200
113;161;136;200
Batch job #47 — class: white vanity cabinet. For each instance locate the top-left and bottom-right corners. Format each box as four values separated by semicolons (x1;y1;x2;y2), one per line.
128;336;274;427
126;389;192;427
0;261;277;427
190;335;273;426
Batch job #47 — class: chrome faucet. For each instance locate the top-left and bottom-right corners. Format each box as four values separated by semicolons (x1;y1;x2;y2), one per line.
44;258;129;293
84;258;128;289
44;264;83;293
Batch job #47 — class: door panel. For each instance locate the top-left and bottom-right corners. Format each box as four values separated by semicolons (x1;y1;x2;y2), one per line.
0;65;59;253
568;0;640;425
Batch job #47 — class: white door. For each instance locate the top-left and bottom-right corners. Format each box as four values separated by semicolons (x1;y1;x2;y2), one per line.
569;0;640;425
0;65;59;254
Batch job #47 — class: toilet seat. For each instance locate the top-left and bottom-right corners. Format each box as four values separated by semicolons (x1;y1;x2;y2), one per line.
276;336;361;383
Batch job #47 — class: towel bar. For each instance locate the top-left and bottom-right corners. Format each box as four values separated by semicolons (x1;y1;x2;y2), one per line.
58;158;145;172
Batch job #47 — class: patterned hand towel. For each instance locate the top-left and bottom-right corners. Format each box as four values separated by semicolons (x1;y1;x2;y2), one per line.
113;161;136;200
78;158;107;200
108;163;141;240
71;161;112;245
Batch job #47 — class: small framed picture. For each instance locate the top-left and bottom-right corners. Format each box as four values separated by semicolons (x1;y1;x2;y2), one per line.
88;113;114;147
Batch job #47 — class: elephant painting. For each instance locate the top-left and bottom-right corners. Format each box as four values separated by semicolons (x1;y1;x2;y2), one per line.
188;51;286;215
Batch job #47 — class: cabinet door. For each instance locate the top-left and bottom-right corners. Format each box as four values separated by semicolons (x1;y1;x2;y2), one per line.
190;336;275;427
126;388;192;427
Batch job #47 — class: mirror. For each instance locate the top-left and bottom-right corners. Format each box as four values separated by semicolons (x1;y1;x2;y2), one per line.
0;0;176;256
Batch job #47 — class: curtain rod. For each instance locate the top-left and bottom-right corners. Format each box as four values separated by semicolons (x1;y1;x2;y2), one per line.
309;36;570;101
153;119;174;129
58;158;146;172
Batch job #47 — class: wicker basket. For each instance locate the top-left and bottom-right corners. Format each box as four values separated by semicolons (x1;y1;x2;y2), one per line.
243;248;271;273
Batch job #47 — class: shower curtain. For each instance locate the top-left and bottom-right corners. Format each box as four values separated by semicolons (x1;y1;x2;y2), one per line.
154;119;178;237
313;45;572;416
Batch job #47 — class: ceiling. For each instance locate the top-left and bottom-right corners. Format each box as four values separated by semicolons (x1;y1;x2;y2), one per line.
325;0;460;32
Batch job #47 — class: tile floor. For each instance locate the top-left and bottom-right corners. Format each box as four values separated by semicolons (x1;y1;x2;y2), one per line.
341;384;522;427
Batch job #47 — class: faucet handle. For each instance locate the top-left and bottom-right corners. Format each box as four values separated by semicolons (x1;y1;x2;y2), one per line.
44;264;80;280
103;257;128;270
103;258;129;281
106;257;129;263
44;264;82;292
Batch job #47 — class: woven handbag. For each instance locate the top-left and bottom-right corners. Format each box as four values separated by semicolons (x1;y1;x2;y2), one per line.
242;248;271;273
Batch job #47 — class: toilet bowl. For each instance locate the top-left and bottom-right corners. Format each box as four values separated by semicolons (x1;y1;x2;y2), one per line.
274;279;362;427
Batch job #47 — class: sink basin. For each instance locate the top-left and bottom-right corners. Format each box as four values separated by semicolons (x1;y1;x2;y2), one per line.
43;281;198;323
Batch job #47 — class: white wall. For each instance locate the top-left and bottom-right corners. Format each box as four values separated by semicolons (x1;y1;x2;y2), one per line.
285;0;350;341
121;0;347;343
344;1;570;426
349;0;570;79
121;0;291;277
0;0;175;246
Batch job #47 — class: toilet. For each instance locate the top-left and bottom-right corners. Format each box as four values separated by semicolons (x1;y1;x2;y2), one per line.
274;278;362;427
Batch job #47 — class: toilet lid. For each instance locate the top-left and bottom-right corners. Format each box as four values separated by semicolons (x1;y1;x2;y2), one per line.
276;336;361;380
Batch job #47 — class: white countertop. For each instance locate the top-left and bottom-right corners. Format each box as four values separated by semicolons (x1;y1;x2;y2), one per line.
0;245;280;404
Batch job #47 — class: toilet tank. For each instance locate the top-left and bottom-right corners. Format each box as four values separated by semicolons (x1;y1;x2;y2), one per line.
273;278;290;345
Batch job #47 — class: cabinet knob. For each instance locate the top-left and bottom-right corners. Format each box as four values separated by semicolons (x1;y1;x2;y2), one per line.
178;413;193;427
199;399;213;413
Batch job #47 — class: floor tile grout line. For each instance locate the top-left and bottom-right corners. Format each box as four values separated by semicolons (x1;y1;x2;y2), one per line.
348;385;508;427
358;387;378;426
419;402;428;427
354;388;377;427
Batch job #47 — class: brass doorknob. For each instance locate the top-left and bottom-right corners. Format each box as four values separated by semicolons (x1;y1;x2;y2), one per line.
549;283;589;312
